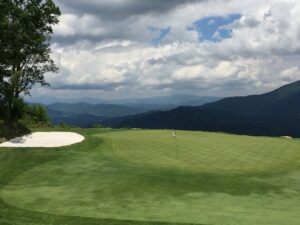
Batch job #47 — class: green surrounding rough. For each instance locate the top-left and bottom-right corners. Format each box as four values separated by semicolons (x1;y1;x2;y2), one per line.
1;128;300;225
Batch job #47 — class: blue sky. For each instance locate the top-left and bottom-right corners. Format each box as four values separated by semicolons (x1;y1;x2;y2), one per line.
193;14;241;42
150;14;241;45
149;26;171;45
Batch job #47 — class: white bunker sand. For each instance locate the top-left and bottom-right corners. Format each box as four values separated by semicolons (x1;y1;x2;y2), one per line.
0;132;85;148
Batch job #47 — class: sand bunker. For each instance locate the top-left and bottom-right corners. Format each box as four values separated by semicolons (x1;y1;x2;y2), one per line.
0;132;85;148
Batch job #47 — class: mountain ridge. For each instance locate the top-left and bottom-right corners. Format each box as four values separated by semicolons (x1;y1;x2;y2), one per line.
103;81;300;137
44;96;220;127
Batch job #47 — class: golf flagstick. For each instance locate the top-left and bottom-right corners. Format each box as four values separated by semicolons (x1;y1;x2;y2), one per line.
172;129;179;159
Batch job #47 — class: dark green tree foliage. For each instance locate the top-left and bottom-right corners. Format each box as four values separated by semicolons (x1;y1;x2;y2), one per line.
22;103;49;126
0;0;60;124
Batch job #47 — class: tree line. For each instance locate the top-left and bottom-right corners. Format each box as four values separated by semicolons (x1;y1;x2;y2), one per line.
0;0;60;137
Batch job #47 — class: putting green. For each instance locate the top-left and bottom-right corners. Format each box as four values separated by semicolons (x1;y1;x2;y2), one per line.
99;130;300;173
1;129;300;225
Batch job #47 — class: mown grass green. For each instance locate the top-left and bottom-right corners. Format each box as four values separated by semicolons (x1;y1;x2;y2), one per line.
1;128;300;225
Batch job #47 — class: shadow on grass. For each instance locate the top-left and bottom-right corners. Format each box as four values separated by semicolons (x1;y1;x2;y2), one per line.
108;158;285;197
0;199;204;225
0;123;30;142
154;170;283;196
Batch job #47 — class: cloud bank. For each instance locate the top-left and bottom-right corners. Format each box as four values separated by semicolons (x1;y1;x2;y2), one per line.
33;0;300;99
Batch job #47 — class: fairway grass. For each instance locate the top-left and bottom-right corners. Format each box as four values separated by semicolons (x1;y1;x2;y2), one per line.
1;129;300;225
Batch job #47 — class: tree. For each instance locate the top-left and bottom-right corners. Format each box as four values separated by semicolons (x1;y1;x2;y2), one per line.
0;0;60;125
22;103;49;126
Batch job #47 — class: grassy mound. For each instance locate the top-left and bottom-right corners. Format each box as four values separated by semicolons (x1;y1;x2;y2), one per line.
1;129;300;225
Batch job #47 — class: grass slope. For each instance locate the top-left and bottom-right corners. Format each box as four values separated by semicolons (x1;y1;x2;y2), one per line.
1;129;300;225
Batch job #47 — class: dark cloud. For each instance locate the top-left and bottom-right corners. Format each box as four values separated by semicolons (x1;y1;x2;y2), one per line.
52;0;207;45
57;0;203;19
53;24;141;46
51;83;122;91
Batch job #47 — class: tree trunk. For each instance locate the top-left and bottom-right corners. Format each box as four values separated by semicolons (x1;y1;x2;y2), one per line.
5;68;21;126
6;95;14;126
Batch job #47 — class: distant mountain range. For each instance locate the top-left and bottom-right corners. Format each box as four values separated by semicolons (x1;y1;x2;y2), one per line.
111;95;220;107
28;95;220;108
44;95;220;127
47;102;146;117
103;81;300;137
46;103;146;127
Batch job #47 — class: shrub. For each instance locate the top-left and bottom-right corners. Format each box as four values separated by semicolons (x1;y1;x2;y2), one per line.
93;123;105;128
21;104;50;127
